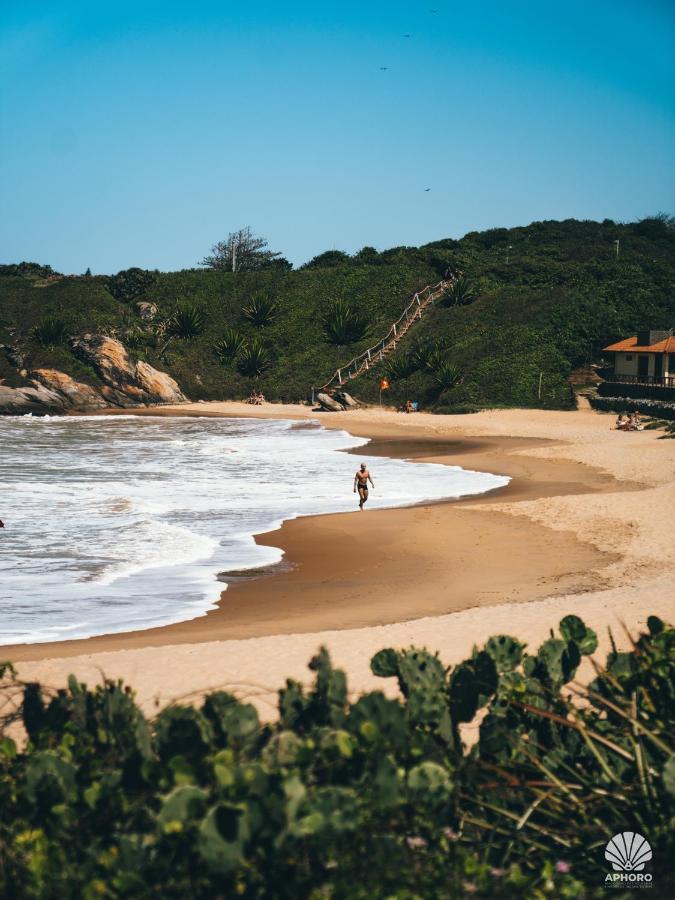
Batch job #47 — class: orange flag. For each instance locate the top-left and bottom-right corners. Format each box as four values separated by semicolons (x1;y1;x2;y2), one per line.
380;378;390;391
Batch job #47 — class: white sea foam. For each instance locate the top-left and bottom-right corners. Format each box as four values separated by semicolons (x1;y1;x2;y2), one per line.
0;415;509;644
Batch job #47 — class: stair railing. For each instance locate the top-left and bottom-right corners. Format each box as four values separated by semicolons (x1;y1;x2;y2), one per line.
316;277;452;393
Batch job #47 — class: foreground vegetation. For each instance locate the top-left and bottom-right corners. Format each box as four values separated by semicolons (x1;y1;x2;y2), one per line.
1;216;674;410
1;615;673;898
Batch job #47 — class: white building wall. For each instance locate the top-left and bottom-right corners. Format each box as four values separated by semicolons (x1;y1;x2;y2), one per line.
613;352;671;380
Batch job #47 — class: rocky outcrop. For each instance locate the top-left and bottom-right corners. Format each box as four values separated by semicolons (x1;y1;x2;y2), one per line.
0;334;188;416
69;334;188;405
334;390;360;409
31;369;109;410
0;382;67;415
316;390;360;412
135;301;158;321
316;392;345;412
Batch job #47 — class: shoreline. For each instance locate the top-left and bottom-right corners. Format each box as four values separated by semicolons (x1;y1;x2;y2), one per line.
5;412;626;661
6;401;675;719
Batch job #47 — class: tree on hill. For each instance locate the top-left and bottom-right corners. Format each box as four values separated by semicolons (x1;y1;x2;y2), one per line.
302;249;351;269
200;227;291;272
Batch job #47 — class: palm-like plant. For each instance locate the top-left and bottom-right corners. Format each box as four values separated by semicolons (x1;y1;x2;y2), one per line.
410;338;437;371
213;327;248;364
442;276;475;307
384;352;416;382
33;316;69;348
323;299;369;345
237;337;271;376
432;360;463;392
166;303;206;340
242;293;279;327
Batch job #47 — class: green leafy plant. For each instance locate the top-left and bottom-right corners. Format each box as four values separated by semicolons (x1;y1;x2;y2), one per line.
242;293;279;327
0;617;672;897
107;267;156;302
323;299;369;345
442;275;475;307
384;352;417;382
32;316;69;348
213;327;248;364
166;303;207;340
237;336;270;376
431;360;463;392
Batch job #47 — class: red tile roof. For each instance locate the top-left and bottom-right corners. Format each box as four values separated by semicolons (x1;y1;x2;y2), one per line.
603;336;675;353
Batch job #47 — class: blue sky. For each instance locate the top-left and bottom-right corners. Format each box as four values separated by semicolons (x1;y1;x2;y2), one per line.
1;1;674;273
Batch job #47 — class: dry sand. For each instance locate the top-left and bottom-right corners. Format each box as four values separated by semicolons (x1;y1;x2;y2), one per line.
7;401;675;719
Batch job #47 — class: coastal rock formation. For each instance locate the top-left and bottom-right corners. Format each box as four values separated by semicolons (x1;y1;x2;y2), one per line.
0;335;187;415
31;369;109;410
334;390;360;409
316;392;345;412
316;390;360;412
0;381;66;415
69;334;188;405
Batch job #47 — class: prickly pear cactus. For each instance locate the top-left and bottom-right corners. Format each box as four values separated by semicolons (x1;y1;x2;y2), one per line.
535;638;581;687
370;648;399;678
25;751;76;810
485;635;524;673
154;706;214;763
202;691;259;750
559;614;598;655
449;651;497;723
198;803;249;873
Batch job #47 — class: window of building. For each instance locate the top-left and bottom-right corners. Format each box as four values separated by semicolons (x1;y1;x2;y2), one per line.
670;353;675;372
625;354;633;361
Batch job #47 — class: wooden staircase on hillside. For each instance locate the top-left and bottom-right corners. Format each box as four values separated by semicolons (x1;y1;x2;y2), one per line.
316;277;454;395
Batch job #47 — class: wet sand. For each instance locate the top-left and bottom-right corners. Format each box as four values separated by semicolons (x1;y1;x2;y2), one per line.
6;428;622;662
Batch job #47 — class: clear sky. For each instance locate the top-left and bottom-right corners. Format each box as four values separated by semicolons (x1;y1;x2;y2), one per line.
1;1;674;273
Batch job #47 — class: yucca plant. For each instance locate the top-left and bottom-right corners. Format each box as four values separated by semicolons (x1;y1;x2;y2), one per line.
384;352;417;382
166;303;206;340
431;360;463;392
32;316;68;348
442;275;475;307
409;337;437;371
237;336;270;376
213;327;248;364
242;293;279;327
323;299;369;345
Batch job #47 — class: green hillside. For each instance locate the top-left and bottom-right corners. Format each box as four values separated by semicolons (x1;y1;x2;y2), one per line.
1;217;674;410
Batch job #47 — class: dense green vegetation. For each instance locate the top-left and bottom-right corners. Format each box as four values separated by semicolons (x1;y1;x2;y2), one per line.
1;217;673;409
1;616;672;898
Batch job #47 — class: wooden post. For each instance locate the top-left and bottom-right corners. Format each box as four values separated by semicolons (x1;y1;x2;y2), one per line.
538;372;543;400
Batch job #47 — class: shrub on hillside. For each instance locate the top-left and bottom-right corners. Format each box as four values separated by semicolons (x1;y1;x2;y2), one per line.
1;617;672;897
323;299;370;345
166;303;207;340
107;268;157;303
237;336;270;376
242;293;279;327
213;327;248;364
32;316;69;348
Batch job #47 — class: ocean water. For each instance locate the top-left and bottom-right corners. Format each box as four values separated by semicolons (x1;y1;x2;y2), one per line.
0;415;509;645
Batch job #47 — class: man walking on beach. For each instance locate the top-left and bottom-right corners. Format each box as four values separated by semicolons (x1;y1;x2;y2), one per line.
354;463;374;510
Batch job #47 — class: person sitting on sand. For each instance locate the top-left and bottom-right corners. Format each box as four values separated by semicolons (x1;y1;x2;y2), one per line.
616;414;630;431
353;463;374;510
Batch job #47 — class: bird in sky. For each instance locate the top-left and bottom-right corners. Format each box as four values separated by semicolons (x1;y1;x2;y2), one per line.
379;66;389;70
403;33;411;37
424;188;431;191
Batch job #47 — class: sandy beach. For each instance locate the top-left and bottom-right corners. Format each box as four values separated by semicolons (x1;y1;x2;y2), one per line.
6;401;675;718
